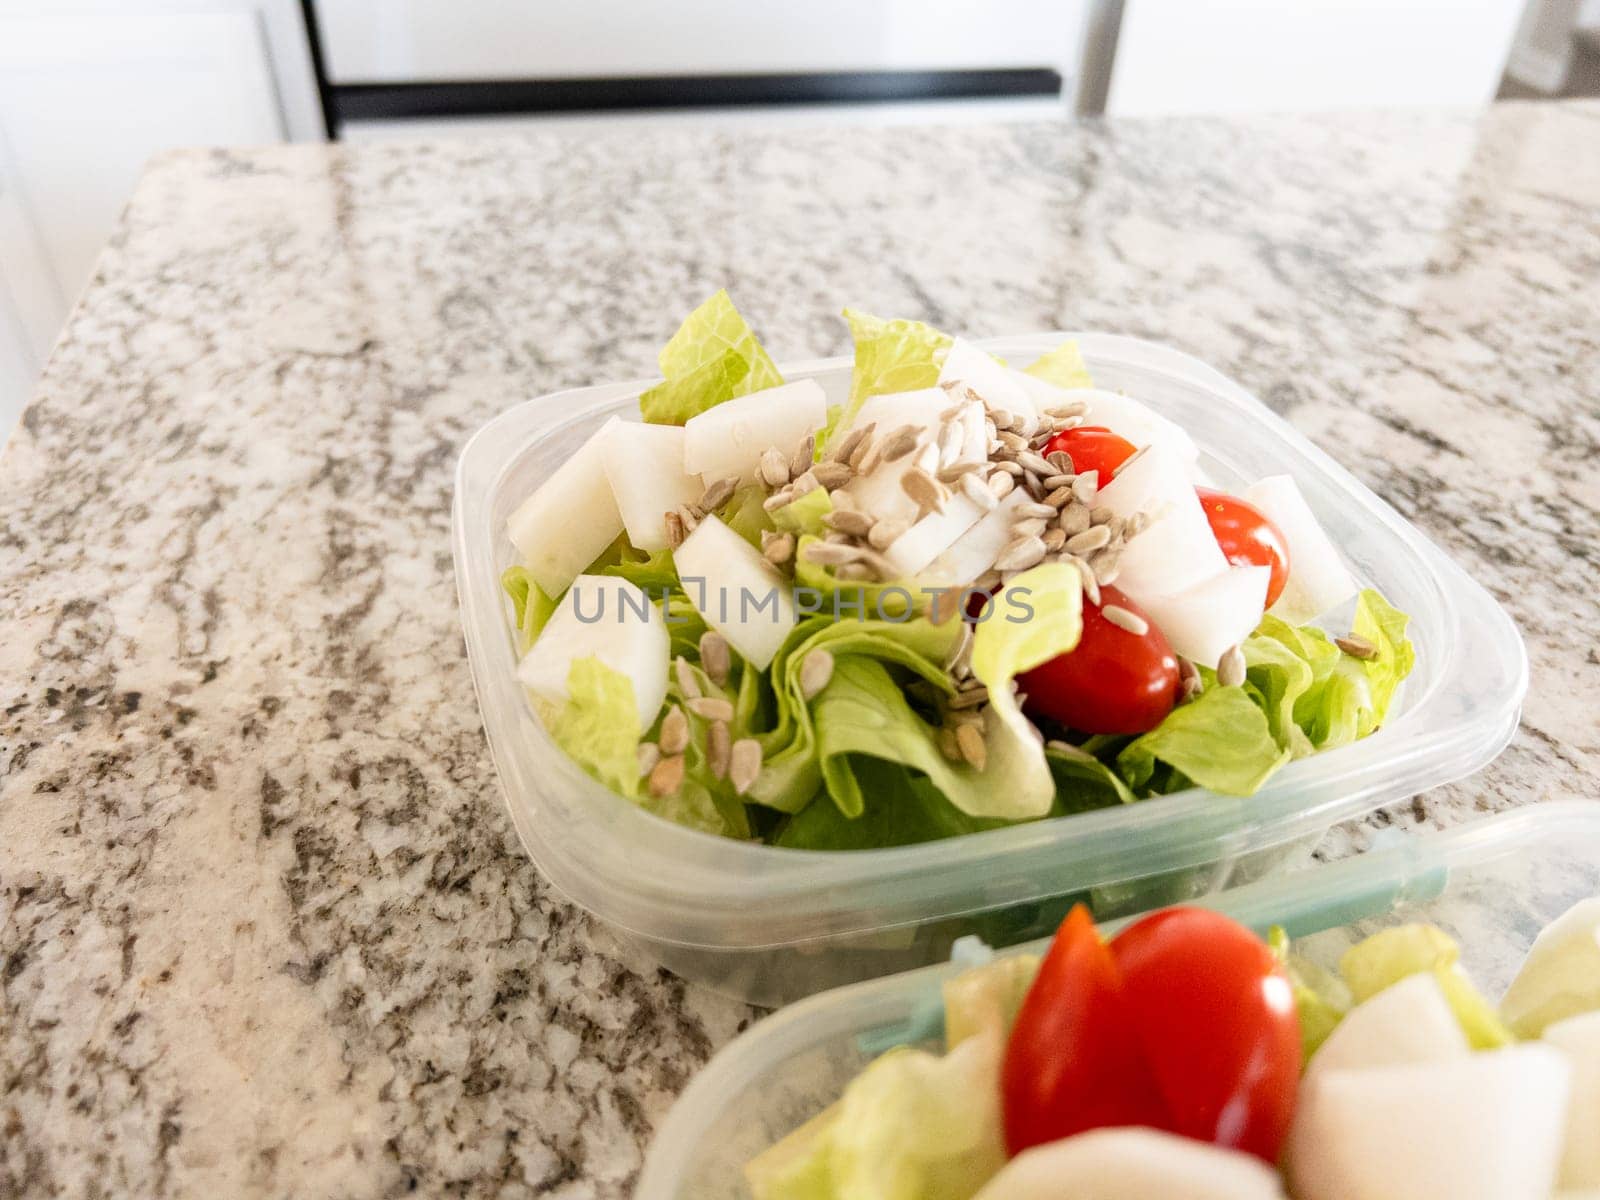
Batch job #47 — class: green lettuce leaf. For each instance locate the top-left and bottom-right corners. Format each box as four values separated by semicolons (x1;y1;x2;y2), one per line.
1117;685;1291;797
771;488;833;539
638;348;750;424
1269;926;1353;1062
661;656;753;839
1045;743;1137;813
600;544;679;591
640;290;784;424
817;309;953;453
547;657;642;799
943;954;1041;1050
776;759;1009;850
724;483;776;548
502;565;558;652
745;1030;1007;1200
1339;924;1513;1051
1023;339;1093;389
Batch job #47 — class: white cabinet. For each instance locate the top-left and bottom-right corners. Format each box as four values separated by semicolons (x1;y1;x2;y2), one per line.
0;0;323;442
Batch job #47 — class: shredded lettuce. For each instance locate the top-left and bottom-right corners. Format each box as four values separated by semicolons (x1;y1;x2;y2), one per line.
817;309;953;453
599;544;679;591
1117;685;1290;797
502;565;557;651
639;290;783;424
547;657;642;799
1269;926;1353;1062
1023;338;1093;389
1339;924;1513;1051
744;1030;1007;1200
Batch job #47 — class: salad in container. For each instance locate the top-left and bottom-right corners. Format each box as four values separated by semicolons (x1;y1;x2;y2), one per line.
634;803;1600;1200
500;291;1415;847
453;293;1524;1002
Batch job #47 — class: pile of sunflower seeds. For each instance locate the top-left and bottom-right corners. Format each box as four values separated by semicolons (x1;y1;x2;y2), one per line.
638;632;766;800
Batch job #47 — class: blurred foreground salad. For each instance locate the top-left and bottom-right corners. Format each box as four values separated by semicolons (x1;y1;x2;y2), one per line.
745;898;1600;1200
501;292;1416;846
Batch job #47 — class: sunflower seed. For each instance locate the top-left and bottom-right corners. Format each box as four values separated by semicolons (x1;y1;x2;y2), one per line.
824;508;875;537
676;504;700;533
1113;443;1148;478
1016;501;1057;521
949;685;990;710
849;431;879;472
801;541;866;566
1065;525;1112;555
1042;485;1073;509
960;471;1000;512
836;563;875;581
762;530;795;565
1046;450;1074;473
1016;450;1054;477
829;422;874;465
1218;644;1247;688
901;467;945;515
758;448;790;489
699;475;738;513
665;510;687;549
659;705;690;754
1090;505;1115;526
996;430;1029;453
1178;657;1203;699
988;471;1017;501
938;726;963;762
673;658;701;701
1043;472;1075;490
825;530;853;546
1058;502;1092;535
1042;527;1067;552
879;425;922;462
1335;634;1379;660
956;723;988;770
729;738;762;795
1072;470;1100;505
1124;511;1149;539
762;487;795;513
937;419;966;465
937;461;978;483
812;461;853;490
867;518;907;550
789;434;815;480
700;630;731;686
687;696;735;723
992;459;1023;477
707;720;731;780
790;469;821;497
799;649;835;700
637;742;662;776
1101;604;1149;636
1071;556;1102;606
1092;548;1123;585
989;407;1015;430
1046;414;1086;433
1011;516;1050;539
648;754;685;797
995;535;1047;572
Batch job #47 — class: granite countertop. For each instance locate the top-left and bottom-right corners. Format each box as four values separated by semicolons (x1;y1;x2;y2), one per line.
2;100;1597;1197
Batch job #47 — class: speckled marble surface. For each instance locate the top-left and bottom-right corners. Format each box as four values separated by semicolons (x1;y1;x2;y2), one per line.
2;101;1597;1197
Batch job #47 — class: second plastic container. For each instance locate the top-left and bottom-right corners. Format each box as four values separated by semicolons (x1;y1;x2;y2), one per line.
452;332;1526;1005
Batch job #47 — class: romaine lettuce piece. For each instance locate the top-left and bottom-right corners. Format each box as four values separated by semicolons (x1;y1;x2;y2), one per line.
943;954;1041;1049
1116;686;1290;797
547;657;642;799
817;309;953;453
1022;338;1093;389
502;565;557;651
1339;924;1513;1051
639;290;783;424
744;1030;1007;1200
1269;926;1353;1062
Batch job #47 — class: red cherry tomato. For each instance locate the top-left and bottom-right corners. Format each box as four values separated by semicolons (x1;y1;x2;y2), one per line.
1041;426;1138;480
1001;906;1163;1156
1018;586;1179;735
1111;908;1302;1162
1196;488;1291;609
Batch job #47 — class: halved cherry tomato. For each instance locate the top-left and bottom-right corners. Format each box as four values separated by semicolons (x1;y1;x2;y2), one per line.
1196;488;1290;609
1001;906;1302;1164
1018;586;1179;735
1001;906;1163;1155
1040;426;1138;480
1112;908;1302;1161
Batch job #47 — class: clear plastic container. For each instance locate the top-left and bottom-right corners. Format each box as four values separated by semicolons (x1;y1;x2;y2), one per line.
635;801;1598;1199
452;333;1526;1006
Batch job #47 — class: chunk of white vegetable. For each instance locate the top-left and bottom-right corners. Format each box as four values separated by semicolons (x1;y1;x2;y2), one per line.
1243;474;1358;625
1095;442;1228;603
1286;1044;1570;1200
517;574;668;727
940;339;1038;427
601;421;704;551
673;514;797;669
1137;565;1269;668
505;417;625;597
1545;1011;1600;1188
918;490;1031;589
972;1127;1286;1200
1306;973;1469;1081
682;379;828;486
1502;898;1600;1040
881;494;987;579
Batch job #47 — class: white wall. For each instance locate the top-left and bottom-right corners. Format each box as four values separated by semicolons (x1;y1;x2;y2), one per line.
1108;0;1527;116
318;0;1085;82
